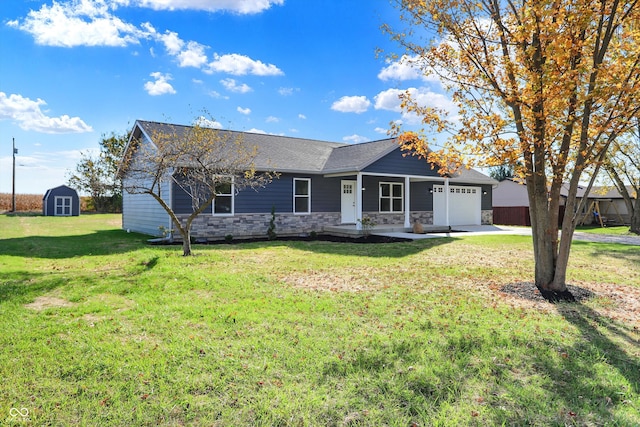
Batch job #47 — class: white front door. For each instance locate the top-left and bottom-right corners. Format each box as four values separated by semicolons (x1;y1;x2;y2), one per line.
341;180;357;223
433;185;482;225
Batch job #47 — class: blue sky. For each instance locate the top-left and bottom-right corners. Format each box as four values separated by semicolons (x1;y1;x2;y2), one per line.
0;0;452;194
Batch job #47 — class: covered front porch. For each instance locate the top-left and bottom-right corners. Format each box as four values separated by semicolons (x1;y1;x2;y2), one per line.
329;171;461;232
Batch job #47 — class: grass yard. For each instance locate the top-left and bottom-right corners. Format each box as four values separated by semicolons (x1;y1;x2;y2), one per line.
1;214;638;426
576;225;636;236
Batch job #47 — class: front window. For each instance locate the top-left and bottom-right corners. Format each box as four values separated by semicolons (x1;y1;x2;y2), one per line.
294;178;311;214
379;182;403;213
213;182;233;215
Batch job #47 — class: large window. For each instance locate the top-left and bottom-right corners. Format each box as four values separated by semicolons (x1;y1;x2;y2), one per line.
213;182;233;215
379;182;403;213
293;178;311;214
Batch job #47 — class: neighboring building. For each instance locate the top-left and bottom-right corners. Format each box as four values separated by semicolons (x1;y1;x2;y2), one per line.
493;178;633;226
492;178;532;226
120;120;498;239
43;185;80;217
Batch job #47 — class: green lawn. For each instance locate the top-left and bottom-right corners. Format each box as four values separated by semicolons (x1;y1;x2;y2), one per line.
576;225;636;236
1;214;638;426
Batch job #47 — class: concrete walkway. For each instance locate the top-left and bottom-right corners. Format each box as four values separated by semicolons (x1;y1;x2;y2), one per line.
376;225;640;246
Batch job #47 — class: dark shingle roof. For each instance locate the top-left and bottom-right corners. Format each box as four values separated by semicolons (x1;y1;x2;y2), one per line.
323;139;398;173
134;120;495;184
136;120;344;172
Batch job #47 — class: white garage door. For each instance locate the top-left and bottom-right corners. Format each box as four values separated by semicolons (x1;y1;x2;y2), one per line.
433;185;482;225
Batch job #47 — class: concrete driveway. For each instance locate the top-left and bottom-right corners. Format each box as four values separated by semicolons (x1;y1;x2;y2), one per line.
376;225;640;246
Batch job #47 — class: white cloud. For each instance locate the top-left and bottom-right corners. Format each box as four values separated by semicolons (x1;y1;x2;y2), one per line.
220;78;252;93
132;0;284;14
156;31;208;68
144;72;176;96
378;56;422;81
208;53;283;76
208;90;229;99
374;87;458;125
298;114;306;120
246;128;266;134
9;0;147;47
373;88;405;113
177;41;208;68
194;116;223;129
378;55;449;85
343;134;370;144
374;127;389;135
0;92;93;134
266;116;279;123
331;96;371;114
237;106;251;115
157;30;184;56
278;87;297;96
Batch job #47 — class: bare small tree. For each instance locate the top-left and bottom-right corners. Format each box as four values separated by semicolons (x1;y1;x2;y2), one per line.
121;118;275;255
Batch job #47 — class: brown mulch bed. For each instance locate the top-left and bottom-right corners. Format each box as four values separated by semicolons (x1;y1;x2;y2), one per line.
497;281;640;329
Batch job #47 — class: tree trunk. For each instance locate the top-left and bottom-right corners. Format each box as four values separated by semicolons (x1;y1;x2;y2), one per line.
631;195;640;235
182;229;192;256
529;198;557;289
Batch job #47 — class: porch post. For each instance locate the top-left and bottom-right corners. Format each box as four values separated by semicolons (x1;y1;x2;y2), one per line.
444;177;450;227
356;172;363;230
404;176;411;228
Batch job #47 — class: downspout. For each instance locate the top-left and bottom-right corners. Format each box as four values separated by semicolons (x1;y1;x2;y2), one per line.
356;172;363;230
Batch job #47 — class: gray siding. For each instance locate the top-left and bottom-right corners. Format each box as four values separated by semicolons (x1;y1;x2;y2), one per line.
122;178;172;237
171;173;343;215
364;148;441;177
410;181;431;211
171;180;202;214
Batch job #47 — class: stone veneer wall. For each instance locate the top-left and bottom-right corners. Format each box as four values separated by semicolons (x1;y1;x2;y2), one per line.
183;212;342;240
178;209;492;240
363;211;434;226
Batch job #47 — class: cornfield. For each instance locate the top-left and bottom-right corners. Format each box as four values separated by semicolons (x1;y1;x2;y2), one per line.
0;193;43;212
0;193;94;213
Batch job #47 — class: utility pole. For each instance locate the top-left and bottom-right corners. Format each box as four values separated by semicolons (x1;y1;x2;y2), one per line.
12;138;17;212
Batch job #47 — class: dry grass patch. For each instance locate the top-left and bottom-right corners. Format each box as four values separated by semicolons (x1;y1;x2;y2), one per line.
24;296;74;311
280;267;390;292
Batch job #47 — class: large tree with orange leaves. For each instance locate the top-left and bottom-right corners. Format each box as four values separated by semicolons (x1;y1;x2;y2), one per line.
385;0;640;299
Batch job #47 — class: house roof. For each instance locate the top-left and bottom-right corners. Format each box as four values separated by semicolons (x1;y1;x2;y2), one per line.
323;139;399;173
131;120;495;183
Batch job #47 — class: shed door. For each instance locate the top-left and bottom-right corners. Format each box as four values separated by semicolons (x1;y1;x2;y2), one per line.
433;185;481;225
55;196;72;216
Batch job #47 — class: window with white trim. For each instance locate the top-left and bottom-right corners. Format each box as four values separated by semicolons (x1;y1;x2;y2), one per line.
293;178;311;214
379;182;403;213
213;182;233;215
